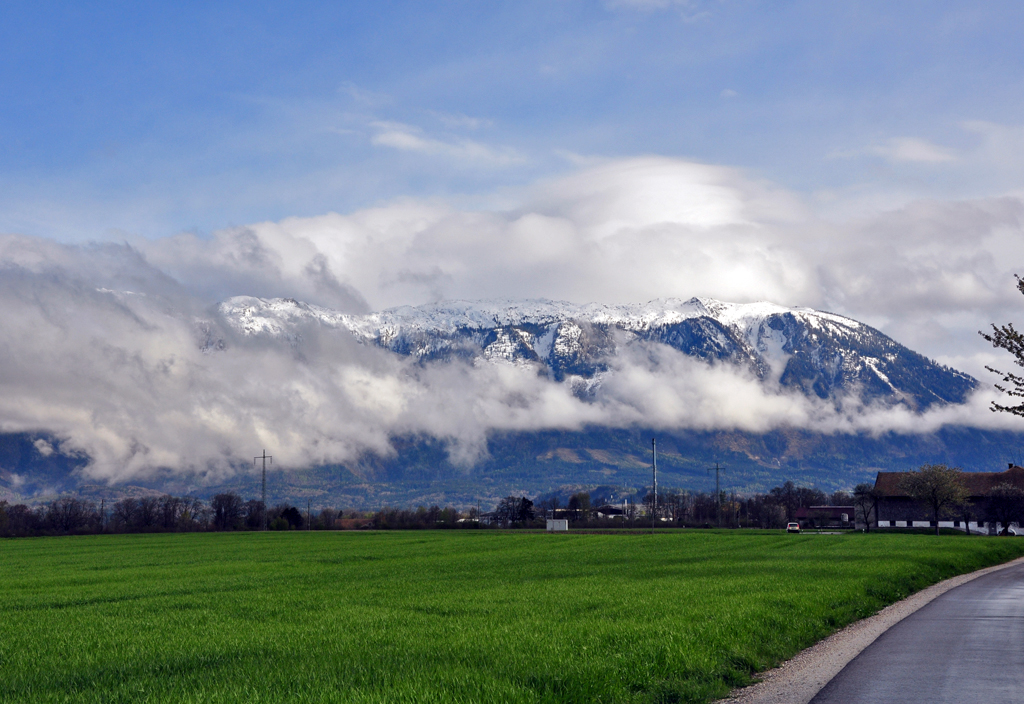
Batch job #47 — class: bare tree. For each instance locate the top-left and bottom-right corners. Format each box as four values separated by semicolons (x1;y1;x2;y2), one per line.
159;495;184;530
986;483;1024;535
568;492;591;522
641;491;656;520
662;491;685;523
137;497;159;530
46;497;92;534
494;496;534;527
112;498;139;532
768;481;827;521
899;464;969;536
494;496;517;527
830;490;853;506
316;508;338;529
981;275;1024;416
180;497;204;531
539;496;560;519
3;504;39;536
211;493;244;531
956;497;978;535
853;483;883;532
243;499;265;530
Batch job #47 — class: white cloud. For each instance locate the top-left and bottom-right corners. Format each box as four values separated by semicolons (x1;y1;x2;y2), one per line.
135;155;1024;374
33;439;54;457
961;121;1024;176
2;155;1023;482
870;137;957;163
369;121;525;167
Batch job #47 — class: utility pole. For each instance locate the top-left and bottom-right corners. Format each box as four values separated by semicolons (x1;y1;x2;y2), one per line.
254;450;272;531
652;438;658;533
307;499;311;530
708;462;723;528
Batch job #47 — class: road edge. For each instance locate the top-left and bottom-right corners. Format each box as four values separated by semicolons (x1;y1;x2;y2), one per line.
716;553;1024;704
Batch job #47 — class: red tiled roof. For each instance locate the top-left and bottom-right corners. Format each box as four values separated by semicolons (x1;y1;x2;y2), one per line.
873;465;1024;498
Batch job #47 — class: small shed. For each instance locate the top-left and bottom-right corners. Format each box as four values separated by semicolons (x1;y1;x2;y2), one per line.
546;519;569;532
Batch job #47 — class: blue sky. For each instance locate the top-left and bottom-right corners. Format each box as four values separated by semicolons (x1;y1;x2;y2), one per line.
3;1;1024;478
3;1;1023;239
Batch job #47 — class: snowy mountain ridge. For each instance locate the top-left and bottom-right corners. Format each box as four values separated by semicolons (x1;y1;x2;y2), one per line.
216;295;975;411
219;295;859;340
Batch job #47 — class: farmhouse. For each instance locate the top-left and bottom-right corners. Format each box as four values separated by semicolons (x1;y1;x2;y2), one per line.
872;464;1024;533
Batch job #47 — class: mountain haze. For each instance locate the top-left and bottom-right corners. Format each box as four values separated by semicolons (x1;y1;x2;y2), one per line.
3;294;1012;508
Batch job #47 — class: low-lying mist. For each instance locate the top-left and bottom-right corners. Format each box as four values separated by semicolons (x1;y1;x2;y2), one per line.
0;235;1015;486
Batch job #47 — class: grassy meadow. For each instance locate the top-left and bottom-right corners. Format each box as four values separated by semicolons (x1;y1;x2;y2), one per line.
2;530;1023;703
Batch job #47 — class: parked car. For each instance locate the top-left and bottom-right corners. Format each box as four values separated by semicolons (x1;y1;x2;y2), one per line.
786;522;801;533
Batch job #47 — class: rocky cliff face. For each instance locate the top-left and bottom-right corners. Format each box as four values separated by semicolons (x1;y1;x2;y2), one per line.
218;296;976;411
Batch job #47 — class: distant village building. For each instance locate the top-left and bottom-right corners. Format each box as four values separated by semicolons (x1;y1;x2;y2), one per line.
794;505;853;529
871;464;1024;534
594;504;625;519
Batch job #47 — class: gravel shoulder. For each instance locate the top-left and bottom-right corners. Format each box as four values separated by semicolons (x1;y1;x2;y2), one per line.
716;554;1024;704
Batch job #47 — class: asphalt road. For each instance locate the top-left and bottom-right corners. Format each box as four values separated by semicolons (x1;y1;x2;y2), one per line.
810;560;1024;704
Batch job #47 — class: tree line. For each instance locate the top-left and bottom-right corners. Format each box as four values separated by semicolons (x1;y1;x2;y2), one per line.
0;492;347;537
8;471;1021;537
0;491;491;537
0;482;854;536
508;482;852;529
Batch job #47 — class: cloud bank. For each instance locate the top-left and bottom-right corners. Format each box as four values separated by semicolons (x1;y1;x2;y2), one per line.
142;156;1024;372
1;157;1022;483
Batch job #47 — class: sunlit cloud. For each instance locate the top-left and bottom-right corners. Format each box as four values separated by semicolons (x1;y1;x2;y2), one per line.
1;155;1021;483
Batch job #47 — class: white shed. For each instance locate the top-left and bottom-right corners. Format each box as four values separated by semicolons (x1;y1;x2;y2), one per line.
546;519;569;532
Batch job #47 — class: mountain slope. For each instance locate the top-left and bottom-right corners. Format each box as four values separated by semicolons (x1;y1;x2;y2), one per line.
7;425;1019;510
218;296;976;410
2;296;993;507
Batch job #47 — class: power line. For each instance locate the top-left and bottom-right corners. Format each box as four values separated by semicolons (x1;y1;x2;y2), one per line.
254;450;272;531
708;461;725;528
652;438;658;533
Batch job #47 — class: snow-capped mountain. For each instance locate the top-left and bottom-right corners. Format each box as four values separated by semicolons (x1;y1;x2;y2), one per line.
217;296;977;410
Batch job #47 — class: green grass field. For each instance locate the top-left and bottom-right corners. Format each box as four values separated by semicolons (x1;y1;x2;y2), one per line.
2;531;1023;703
